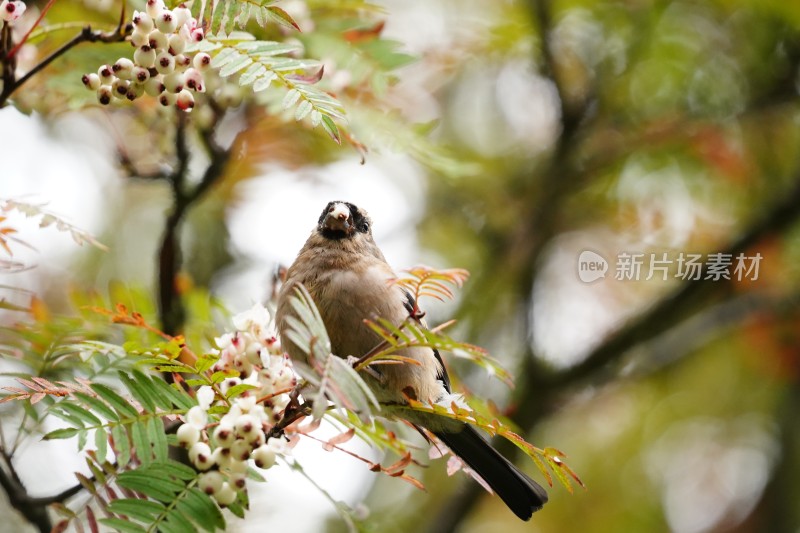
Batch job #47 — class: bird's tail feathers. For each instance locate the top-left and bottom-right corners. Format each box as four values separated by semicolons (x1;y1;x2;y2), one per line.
435;425;548;521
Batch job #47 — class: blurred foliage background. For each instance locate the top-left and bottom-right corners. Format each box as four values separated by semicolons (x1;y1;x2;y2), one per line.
3;0;800;532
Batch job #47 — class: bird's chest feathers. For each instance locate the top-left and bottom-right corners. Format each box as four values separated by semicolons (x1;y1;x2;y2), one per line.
312;265;397;357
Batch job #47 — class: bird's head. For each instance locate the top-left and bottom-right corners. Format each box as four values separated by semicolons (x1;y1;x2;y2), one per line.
317;201;372;240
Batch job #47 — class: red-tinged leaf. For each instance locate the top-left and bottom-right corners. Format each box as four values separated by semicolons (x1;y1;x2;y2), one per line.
562;462;586;489
389;469;405;477
267;6;300;31
58;381;88;392
342;21;385;43
300;417;322;433
344;132;368;164
326;428;356;447
544;455;574;494
52;520;69;533
87;506;99;533
464;466;494;493
31;376;56;388
398;473;425;491
544;446;568;457
530;453;553;487
16;378;42;391
75;377;94;388
446;455;462;476
384;452;413;474
286;66;324;84
2;387;27;394
106;485;120;501
30;392;45;404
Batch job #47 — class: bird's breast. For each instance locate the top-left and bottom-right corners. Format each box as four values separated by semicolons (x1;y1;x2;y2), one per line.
313;264;396;359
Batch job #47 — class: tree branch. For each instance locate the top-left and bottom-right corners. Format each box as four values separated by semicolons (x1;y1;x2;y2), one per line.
157;112;231;336
550;171;800;388
0;22;131;108
0;451;51;532
426;170;800;532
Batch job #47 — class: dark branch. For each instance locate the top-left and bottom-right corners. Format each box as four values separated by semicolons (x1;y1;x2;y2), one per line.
0;453;52;532
551;172;800;387
427;170;800;533
0;22;131;108
157;111;231;336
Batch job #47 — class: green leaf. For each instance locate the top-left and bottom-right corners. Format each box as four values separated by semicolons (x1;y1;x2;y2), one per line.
321;115;341;144
177;488;225;532
210;47;238;68
112;423;131;468
223;0;238;35
151;365;194;373
157;516;195;533
236;2;251;28
210;0;227;35
159;460;197;481
219;54;253;77
295;99;312;120
74;391;119;421
254;3;266;26
266;6;301;31
224;383;258;399
237;41;302;56
49;408;86;429
85;455;108;486
94;428;108;464
328;355;380;419
131;420;152;466
281;89;300;109
91;383;139;419
107;498;166;521
98;518;148;533
149;377;195;410
43;427;81;440
253;71;277;92
239;63;267;86
117;472;183;502
149;416;169;462
194;355;217;374
55;401;102;426
119;371;157;412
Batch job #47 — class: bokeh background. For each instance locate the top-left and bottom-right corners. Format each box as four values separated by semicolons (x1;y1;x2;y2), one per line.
3;0;800;532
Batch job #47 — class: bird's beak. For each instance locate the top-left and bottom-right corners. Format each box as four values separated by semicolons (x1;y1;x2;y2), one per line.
323;203;352;233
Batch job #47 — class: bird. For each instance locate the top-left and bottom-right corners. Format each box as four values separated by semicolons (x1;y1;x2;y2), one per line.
275;200;548;520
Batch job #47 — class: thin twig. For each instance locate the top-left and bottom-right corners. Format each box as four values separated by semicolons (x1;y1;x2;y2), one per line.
5;0;57;60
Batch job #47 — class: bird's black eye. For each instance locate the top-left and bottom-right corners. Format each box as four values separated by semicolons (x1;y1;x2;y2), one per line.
358;220;370;233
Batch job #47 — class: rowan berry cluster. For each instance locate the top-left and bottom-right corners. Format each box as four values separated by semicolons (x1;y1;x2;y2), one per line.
175;304;297;507
81;0;210;111
0;0;25;27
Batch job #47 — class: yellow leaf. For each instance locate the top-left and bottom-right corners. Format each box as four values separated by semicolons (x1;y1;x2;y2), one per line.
30;296;50;323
